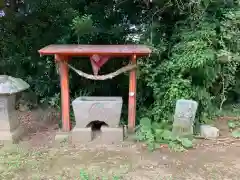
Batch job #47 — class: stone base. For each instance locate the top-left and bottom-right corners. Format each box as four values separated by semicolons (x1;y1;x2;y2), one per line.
69;127;124;145
94;127;124;144
55;130;70;142
70;128;92;144
0;125;25;143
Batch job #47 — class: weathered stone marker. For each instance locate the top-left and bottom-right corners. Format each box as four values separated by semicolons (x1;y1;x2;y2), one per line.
0;75;29;142
172;99;198;137
71;96;123;144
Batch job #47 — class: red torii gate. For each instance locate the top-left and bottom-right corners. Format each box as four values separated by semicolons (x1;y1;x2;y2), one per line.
38;45;151;132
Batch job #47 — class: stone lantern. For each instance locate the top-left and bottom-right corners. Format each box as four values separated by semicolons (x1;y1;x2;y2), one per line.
0;75;30;142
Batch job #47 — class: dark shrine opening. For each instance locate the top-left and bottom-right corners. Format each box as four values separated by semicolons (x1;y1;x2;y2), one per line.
86;120;109;140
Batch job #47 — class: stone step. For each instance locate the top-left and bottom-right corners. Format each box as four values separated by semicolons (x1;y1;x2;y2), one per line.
69;127;124;145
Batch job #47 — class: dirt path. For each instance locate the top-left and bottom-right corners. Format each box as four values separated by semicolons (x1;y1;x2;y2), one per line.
1;139;240;180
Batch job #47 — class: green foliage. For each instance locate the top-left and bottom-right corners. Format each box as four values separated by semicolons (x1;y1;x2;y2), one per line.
231;130;240;138
79;169;120;180
71;15;93;44
227;119;240;138
135;117;193;152
228;120;240;129
79;169;89;179
216;104;240;118
138;0;240;129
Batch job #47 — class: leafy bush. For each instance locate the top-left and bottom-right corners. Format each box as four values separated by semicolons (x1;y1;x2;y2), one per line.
138;0;240;126
135;117;193;151
228;119;240;138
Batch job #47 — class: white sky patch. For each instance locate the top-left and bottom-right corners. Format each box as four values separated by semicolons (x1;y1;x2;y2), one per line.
0;9;5;17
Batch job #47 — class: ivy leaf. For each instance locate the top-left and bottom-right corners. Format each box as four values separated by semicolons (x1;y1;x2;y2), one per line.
155;129;165;142
228;120;237;129
155;129;174;141
147;141;155;151
180;138;193;148
161;130;173;140
135;129;146;141
155;128;163;135
152;122;164;130
140;117;152;127
157;139;169;144
202;0;210;8
231;130;240;138
113;176;120;180
79;169;89;179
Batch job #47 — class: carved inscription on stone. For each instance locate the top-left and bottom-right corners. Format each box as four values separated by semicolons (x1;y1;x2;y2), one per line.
172;99;198;136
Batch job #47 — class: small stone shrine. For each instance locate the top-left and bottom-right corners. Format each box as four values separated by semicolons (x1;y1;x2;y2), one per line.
71;96;123;144
0;75;30;142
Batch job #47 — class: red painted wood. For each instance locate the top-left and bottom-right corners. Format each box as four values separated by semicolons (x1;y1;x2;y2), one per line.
128;54;137;131
38;44;151;57
55;55;71;132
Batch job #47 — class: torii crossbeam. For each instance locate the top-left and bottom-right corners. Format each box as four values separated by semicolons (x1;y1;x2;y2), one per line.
38;44;151;132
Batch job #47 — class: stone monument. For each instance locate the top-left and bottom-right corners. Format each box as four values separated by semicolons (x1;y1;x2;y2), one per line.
71;96;123;144
172;99;198;137
0;75;30;142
